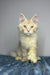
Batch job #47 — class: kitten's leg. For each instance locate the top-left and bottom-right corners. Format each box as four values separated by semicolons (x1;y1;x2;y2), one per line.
16;42;23;61
28;48;37;63
21;48;28;61
15;48;22;61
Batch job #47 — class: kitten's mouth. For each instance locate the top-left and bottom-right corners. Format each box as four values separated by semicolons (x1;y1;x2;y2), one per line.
23;31;32;36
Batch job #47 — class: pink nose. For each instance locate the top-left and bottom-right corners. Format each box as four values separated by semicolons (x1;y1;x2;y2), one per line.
27;30;29;32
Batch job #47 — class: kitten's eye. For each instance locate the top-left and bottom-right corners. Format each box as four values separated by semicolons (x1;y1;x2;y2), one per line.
31;26;34;28
24;25;26;28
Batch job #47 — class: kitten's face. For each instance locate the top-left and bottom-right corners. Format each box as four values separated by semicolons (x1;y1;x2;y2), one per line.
19;13;38;35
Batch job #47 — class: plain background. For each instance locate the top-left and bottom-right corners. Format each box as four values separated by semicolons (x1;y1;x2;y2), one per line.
0;0;50;56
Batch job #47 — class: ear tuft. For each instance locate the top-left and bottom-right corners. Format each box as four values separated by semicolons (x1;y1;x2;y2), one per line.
32;14;38;24
19;13;25;23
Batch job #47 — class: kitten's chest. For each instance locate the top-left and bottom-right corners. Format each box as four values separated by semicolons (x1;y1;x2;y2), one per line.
20;34;37;48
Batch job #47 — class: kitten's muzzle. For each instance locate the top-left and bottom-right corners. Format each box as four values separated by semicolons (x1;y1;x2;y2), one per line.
27;30;30;32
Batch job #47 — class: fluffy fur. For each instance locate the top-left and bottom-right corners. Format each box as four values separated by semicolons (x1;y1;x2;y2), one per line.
10;13;40;63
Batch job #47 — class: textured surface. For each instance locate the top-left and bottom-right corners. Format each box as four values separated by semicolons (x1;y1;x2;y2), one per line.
0;55;50;75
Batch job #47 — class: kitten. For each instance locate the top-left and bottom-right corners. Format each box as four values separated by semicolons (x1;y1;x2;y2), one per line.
10;13;40;63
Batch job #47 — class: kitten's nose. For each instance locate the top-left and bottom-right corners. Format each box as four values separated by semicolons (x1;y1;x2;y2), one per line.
27;30;29;32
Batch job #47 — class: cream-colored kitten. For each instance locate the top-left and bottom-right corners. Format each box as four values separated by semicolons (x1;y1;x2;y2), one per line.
10;13;40;63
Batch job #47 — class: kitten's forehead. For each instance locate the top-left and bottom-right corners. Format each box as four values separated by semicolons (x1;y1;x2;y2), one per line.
25;20;33;24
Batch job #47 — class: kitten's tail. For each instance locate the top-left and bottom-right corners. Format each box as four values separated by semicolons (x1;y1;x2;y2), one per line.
9;51;16;57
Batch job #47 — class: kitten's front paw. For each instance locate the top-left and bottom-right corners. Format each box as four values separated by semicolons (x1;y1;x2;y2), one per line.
16;56;22;60
31;58;37;63
28;56;37;63
21;59;28;62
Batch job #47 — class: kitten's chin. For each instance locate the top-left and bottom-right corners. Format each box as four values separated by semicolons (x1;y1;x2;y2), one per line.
26;33;30;35
24;32;32;36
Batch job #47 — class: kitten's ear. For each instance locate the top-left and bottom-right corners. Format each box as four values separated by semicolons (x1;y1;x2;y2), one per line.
19;13;26;23
31;14;38;24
